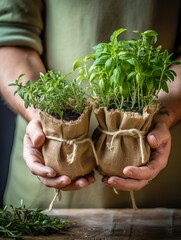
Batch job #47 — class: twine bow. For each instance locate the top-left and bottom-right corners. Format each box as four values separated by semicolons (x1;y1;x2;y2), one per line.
46;133;98;165
98;127;146;164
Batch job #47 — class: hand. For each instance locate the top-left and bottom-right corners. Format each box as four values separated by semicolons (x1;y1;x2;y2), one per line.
23;120;95;190
102;122;171;191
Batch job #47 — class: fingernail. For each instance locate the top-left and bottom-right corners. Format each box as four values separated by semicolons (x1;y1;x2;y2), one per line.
150;134;159;148
109;180;117;186
60;179;68;185
124;170;133;176
47;172;56;177
33;134;44;147
79;181;88;188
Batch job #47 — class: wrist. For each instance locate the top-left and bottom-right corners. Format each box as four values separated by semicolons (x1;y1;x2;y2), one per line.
153;106;176;129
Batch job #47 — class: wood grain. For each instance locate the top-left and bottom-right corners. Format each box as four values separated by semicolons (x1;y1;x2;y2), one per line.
1;208;181;239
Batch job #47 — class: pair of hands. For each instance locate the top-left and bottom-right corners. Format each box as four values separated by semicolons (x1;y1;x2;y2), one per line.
23;120;171;192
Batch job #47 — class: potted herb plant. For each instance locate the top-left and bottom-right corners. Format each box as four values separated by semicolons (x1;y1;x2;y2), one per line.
10;70;96;181
73;28;179;178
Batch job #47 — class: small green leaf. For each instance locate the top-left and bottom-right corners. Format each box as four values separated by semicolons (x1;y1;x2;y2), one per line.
161;81;169;93
89;72;97;82
105;57;114;71
98;79;105;89
119;82;129;97
164;69;175;81
73;59;83;71
142;30;158;37
94;55;110;66
127;71;136;80
110;28;127;44
111;67;121;86
146;78;154;93
85;54;95;61
136;73;143;86
8;83;17;86
24;101;29;109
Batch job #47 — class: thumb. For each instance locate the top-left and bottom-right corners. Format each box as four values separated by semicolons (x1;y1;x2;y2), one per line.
26;120;45;147
146;122;171;149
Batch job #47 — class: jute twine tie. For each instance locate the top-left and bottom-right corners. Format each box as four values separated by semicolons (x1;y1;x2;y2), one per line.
98;127;146;210
48;189;62;212
98;127;146;164
45;133;99;211
46;133;99;165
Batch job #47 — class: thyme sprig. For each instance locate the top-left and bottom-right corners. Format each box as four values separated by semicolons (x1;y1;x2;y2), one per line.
0;200;71;239
9;70;86;120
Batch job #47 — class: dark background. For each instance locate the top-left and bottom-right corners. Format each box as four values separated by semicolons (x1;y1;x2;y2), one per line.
0;97;16;208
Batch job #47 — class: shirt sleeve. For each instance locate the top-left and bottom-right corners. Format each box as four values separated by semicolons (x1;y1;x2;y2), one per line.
0;0;43;54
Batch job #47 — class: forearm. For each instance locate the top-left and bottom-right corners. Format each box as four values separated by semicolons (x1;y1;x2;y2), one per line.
0;46;46;121
156;55;181;128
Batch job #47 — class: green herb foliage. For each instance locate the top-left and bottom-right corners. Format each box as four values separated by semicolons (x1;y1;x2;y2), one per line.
9;70;86;120
73;28;179;112
0;200;71;239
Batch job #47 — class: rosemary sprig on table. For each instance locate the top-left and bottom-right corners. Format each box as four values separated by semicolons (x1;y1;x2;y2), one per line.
0;200;71;239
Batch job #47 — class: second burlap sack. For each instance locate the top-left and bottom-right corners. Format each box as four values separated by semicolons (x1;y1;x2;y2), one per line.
93;105;158;178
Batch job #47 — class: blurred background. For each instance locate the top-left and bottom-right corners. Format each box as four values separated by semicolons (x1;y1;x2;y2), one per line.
0;97;16;208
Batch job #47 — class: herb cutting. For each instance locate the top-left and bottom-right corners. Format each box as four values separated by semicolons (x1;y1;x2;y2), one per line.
0;200;71;239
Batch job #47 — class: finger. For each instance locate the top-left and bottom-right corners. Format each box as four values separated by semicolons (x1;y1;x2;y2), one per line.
123;122;171;180
84;171;95;184
61;172;96;191
38;175;72;188
123;150;169;180
102;176;148;191
23;133;56;177
123;164;157;181
61;178;90;191
26;120;45;147
147;122;171;150
38;177;90;191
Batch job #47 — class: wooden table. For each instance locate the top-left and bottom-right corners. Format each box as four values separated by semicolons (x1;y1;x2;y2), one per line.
2;208;181;239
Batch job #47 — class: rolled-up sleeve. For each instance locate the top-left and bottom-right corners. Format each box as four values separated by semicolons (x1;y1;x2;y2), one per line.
0;0;43;54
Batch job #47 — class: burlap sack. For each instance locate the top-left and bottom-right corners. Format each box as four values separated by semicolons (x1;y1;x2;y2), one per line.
93;105;158;178
39;106;96;180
